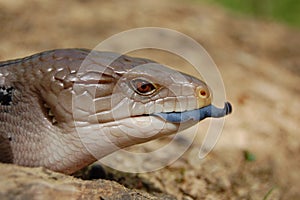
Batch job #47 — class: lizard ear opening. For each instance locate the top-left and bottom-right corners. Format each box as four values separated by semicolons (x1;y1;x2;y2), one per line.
43;103;58;125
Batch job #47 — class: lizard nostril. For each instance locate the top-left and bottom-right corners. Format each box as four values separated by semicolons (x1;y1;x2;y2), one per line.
197;87;209;99
200;90;206;97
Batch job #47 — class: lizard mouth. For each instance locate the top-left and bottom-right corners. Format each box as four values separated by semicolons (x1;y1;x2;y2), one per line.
151;102;232;123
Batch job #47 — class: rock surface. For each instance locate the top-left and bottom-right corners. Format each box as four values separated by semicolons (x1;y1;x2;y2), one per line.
0;163;175;200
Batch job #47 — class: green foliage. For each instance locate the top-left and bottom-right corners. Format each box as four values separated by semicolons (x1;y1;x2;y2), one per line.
196;0;300;28
263;187;275;200
243;150;256;162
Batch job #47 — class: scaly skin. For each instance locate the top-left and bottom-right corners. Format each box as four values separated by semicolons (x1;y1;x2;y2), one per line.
0;49;231;174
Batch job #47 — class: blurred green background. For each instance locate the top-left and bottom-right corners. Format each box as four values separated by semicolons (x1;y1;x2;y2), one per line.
197;0;300;28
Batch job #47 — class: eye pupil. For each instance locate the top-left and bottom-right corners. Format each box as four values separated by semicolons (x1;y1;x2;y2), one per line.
138;82;153;92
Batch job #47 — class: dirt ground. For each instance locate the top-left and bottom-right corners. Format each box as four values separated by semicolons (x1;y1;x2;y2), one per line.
0;0;299;199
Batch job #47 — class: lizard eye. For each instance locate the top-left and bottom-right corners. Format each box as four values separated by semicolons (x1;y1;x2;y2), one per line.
131;78;157;95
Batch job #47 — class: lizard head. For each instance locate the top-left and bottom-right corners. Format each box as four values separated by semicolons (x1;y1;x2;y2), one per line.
37;50;231;157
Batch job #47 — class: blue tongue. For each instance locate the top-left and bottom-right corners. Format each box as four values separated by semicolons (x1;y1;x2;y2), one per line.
152;102;232;123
